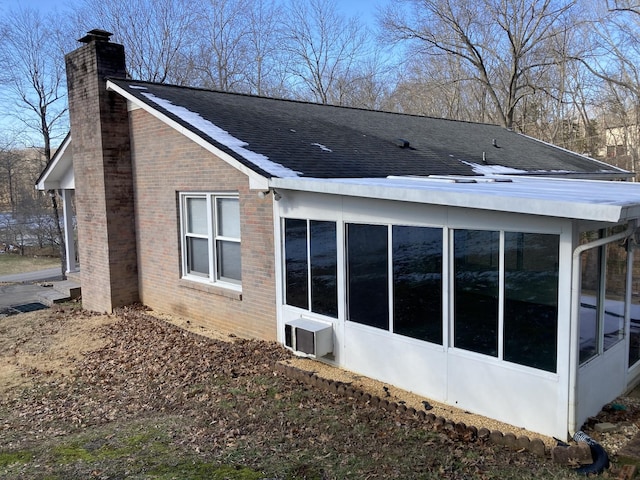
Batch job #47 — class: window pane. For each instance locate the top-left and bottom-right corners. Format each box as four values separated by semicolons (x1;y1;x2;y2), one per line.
284;219;309;309
187;197;208;235
630;250;640;368
347;223;389;330
580;246;600;364
454;230;499;356
604;241;626;351
503;232;559;372
217;240;241;281
187;237;209;276
392;225;443;344
217;197;240;238
310;221;338;318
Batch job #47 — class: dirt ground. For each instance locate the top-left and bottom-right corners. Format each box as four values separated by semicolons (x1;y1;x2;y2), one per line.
0;303;636;479
0;308;117;392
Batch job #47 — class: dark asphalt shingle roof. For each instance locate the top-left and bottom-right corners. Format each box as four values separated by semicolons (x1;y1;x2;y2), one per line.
109;79;626;180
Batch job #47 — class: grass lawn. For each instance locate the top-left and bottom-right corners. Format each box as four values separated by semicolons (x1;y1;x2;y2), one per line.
0;250;61;276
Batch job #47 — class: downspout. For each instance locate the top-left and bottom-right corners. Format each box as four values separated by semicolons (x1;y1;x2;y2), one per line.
625;236;635;383
568;219;637;436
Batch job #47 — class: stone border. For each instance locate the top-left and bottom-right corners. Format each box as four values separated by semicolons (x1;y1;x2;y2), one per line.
274;362;548;457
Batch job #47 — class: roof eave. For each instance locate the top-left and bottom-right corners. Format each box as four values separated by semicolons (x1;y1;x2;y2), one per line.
504;171;634;181
106;80;270;190
516;130;632;177
269;176;635;223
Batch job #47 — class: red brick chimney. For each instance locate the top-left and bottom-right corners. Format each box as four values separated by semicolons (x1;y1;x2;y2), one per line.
65;29;139;312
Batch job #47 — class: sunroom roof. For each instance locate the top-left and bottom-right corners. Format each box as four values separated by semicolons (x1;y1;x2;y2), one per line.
270;175;640;223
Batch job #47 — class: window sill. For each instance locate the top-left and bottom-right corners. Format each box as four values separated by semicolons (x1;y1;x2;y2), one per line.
179;278;242;301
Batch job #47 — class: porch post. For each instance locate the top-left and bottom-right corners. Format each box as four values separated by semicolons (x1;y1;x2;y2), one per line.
62;189;77;273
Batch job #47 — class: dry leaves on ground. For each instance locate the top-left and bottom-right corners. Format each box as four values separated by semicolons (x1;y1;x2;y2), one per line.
0;304;620;479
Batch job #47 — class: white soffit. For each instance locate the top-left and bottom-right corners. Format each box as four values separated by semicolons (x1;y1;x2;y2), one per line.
270;175;640;223
35;134;74;190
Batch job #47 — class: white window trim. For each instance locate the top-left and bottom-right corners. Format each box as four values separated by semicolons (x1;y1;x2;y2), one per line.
180;192;241;291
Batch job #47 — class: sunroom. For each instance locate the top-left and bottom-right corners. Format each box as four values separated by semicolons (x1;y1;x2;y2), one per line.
272;174;640;439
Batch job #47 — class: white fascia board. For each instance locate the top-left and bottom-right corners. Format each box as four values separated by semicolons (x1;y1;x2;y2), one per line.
107;81;269;189
36;173;57;191
269;176;635;223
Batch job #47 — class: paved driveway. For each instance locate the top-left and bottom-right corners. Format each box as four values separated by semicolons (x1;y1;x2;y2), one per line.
0;268;64;310
0;267;62;284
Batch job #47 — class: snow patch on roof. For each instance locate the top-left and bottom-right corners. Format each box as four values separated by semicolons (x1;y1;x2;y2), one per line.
140;91;300;178
461;160;528;175
311;142;332;152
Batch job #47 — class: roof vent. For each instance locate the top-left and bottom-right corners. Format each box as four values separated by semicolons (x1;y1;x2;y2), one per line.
428;175;513;183
427;175;477;183
78;29;113;44
395;138;411;149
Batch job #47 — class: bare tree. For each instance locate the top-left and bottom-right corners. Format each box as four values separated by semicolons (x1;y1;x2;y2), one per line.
572;1;640;173
0;8;69;158
244;0;290;97
282;0;369;105
382;0;581;129
72;0;200;85
0;8;70;273
0;149;22;213
606;0;640;14
192;0;253;91
323;49;397;110
388;53;497;121
581;1;640;99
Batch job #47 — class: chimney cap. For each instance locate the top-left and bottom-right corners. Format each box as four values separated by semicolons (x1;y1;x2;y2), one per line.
78;29;113;44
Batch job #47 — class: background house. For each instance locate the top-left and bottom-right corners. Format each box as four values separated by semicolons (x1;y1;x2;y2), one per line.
602;123;640;178
38;30;640;440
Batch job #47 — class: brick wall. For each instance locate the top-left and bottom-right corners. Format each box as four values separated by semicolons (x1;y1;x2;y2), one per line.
65;33;139;312
129;108;277;341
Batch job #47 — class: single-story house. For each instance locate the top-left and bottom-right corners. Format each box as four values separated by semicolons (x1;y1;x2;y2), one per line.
37;30;640;439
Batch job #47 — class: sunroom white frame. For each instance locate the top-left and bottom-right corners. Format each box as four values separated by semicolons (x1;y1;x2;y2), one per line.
271;175;640;439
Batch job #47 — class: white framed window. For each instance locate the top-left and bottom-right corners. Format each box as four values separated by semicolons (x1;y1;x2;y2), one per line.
580;227;628;365
344;222;444;345
283;218;338;318
180;192;241;288
453;229;560;373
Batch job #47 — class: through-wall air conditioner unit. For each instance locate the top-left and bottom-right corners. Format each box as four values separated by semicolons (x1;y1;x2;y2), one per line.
284;318;333;358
